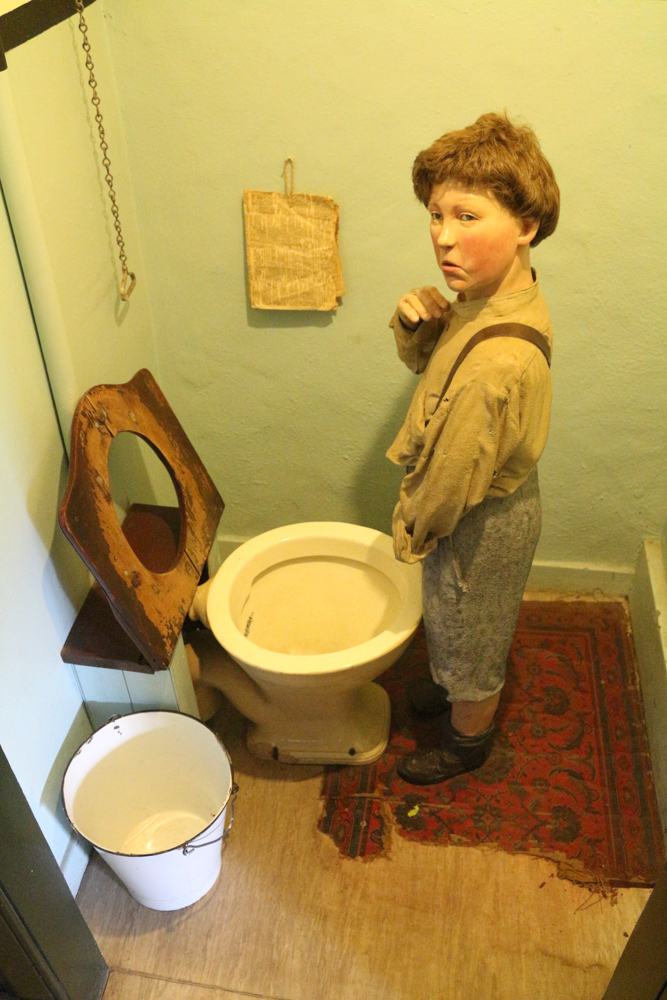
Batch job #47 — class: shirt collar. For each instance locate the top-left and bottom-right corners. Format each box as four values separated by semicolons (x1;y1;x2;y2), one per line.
451;270;539;322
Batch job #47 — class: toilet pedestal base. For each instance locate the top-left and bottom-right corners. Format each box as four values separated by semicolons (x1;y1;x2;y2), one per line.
245;681;391;765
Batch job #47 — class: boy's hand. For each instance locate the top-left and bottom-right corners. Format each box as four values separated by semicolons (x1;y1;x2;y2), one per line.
397;287;450;331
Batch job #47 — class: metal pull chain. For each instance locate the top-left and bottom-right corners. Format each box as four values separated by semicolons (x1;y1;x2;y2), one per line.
74;0;136;301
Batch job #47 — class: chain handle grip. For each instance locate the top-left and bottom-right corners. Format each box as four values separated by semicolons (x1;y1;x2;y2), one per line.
120;271;137;301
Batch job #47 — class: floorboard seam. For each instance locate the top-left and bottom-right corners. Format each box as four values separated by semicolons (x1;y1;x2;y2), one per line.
109;966;298;1000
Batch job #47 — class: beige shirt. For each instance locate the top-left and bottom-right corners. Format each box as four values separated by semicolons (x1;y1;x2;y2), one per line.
387;277;553;563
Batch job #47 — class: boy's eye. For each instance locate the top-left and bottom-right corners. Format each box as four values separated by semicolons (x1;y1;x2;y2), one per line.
459;213;476;222
430;212;442;222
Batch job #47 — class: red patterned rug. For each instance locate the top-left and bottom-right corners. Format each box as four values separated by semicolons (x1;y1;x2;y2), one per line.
319;600;665;889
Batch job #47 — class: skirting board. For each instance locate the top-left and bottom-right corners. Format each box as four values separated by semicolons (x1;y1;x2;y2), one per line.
526;559;634;597
629;538;667;844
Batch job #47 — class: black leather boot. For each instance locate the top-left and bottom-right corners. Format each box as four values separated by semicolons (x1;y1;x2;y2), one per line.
397;715;496;785
406;675;451;717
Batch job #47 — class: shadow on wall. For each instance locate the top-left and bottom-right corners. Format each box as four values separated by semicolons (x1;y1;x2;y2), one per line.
244;291;335;332
245;300;335;330
30;457;90;625
352;383;414;535
65;18;115;271
40;703;92;839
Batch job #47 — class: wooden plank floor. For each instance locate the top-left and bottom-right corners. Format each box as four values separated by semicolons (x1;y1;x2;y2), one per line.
102;971;249;999
77;696;651;1000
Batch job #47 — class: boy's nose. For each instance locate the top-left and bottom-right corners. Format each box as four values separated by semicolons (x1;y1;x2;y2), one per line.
437;224;455;248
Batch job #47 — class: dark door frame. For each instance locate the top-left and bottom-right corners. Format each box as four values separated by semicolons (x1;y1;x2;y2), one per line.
0;743;108;1000
602;863;667;1000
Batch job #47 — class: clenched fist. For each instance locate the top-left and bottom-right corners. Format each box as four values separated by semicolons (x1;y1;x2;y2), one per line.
397;286;450;331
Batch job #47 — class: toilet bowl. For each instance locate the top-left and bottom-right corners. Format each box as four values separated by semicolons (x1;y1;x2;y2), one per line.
189;521;421;764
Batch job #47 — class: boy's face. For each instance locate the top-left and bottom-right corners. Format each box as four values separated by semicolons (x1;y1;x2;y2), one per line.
428;183;537;301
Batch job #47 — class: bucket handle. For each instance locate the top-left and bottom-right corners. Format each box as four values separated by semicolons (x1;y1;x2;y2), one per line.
182;783;239;856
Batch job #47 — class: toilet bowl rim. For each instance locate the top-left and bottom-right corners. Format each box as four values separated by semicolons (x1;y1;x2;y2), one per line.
205;521;422;676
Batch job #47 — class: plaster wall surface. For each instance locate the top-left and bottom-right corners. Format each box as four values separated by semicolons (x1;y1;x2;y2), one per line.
0;193;92;891
0;1;189;889
0;0;158;429
103;0;667;571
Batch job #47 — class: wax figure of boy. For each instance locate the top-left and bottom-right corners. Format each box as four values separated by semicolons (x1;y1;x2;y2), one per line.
387;113;559;785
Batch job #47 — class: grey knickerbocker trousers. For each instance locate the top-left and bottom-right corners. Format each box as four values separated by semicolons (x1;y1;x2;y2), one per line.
421;467;542;702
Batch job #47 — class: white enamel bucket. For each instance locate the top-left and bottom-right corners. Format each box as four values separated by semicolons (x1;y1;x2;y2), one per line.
63;710;237;911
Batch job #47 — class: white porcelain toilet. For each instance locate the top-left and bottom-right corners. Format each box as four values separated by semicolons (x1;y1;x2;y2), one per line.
188;521;422;764
58;370;421;768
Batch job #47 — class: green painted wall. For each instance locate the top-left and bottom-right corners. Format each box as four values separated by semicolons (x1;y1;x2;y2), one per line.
101;0;667;572
0;1;180;889
1;0;157;410
0;193;92;891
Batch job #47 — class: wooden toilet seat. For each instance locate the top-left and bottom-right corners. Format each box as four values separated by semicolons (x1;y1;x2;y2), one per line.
59;369;224;672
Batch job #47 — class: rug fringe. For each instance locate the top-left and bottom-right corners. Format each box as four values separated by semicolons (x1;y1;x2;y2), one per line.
406;836;625;903
552;857;618;904
475;843;623;903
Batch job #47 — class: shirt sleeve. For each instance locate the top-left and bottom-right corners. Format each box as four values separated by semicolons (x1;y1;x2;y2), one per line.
390;309;444;374
392;378;518;562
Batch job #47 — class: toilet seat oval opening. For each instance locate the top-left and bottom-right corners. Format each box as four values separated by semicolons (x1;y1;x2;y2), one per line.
206;522;422;676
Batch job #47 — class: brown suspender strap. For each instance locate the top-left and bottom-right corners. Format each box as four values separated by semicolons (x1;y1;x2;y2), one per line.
432;322;552;414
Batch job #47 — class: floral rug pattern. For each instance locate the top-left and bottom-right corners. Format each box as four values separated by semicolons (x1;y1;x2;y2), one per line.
319;601;665;888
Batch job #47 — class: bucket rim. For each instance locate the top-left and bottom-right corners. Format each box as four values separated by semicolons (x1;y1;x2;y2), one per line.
62;709;236;859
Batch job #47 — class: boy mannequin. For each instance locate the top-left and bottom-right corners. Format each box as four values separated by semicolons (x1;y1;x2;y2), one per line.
387;113;559;785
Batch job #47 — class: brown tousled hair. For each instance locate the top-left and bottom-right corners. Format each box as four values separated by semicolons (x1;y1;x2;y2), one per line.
412;113;559;246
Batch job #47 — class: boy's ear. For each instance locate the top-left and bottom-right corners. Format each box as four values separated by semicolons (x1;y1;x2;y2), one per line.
517;216;539;246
